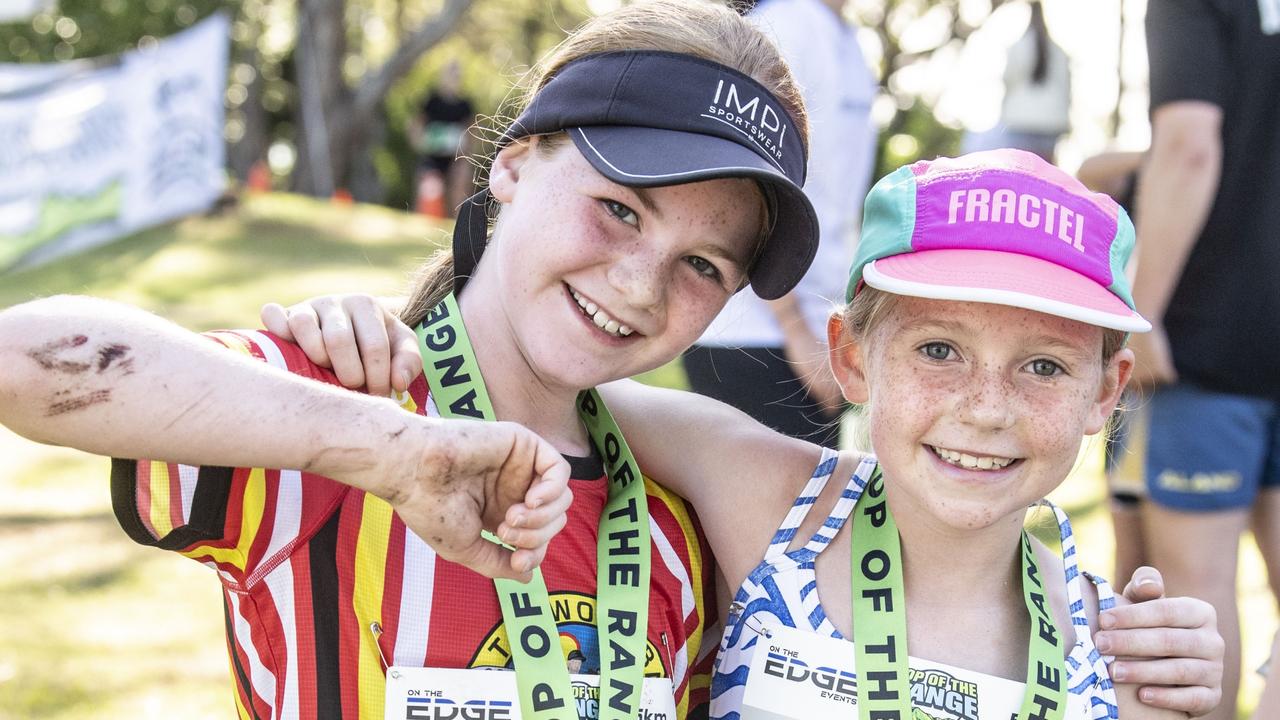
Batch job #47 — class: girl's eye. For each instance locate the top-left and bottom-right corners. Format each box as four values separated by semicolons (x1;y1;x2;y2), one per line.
685;255;723;281
603;200;639;227
1028;359;1064;377
920;342;954;361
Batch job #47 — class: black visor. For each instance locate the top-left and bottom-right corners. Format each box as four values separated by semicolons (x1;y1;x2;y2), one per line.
455;51;818;300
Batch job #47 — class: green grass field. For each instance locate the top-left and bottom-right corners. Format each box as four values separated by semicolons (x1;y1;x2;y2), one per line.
0;194;1272;717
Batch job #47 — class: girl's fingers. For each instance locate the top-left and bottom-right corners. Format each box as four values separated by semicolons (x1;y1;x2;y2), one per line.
284;303;334;369
499;501;570;550
386;313;423;392
509;543;549;579
260;303;296;341
461;538;529;583
1100;595;1215;631
315;300;366;389
1120;565;1166;603
346;296;393;397
524;471;572;511
1095;626;1222;661
1133;684;1221;716
1109;657;1219;688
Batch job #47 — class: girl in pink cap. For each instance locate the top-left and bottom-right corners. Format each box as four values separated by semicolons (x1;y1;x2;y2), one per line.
275;148;1224;719
604;148;1190;719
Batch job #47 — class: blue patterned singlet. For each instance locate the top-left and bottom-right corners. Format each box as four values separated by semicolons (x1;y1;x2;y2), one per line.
710;448;1122;719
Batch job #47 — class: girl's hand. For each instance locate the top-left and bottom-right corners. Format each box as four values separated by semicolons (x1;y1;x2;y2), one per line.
376;417;573;583
261;294;422;398
1098;566;1224;716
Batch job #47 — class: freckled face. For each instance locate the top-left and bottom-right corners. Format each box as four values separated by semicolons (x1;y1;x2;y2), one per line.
480;137;765;391
849;296;1123;531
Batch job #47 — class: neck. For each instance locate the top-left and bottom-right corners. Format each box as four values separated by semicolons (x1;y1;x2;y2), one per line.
456;284;593;456
887;487;1027;608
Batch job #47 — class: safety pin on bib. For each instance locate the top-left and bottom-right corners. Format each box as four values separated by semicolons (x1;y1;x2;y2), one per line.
728;601;772;639
370;621;391;671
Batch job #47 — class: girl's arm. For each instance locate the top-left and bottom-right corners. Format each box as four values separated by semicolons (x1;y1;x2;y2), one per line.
0;295;571;581
258;293;828;584
260;293;821;508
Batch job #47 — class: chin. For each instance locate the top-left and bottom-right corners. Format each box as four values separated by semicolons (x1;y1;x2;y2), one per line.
923;493;1027;532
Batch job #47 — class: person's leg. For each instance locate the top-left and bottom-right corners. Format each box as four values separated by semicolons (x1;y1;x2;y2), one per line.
1251;623;1280;720
1107;397;1150;584
1140;383;1272;720
1253;490;1280;621
1141;503;1248;720
1247;407;1280;719
1111;497;1147;587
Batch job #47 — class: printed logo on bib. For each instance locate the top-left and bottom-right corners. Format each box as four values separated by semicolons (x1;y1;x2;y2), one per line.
404;695;513;720
386;668;677;720
740;625;1091;720
469;591;666;679
908;669;979;720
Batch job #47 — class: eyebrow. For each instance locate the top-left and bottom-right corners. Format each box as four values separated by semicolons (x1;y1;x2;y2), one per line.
898;318;969;336
1025;334;1096;363
908;318;1095;358
700;244;750;275
627;186;661;219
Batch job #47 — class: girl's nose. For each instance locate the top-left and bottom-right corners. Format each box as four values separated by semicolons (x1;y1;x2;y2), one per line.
957;368;1017;431
607;245;666;312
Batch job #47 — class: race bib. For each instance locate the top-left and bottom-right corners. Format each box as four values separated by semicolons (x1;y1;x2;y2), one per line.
384;667;677;720
740;625;1091;720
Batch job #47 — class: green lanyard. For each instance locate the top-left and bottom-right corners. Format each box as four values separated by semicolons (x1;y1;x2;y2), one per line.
849;467;1066;720
415;294;651;720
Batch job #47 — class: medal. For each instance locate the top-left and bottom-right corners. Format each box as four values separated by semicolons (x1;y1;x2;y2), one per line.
416;293;651;720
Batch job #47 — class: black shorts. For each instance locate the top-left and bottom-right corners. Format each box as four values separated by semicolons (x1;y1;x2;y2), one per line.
681;345;841;447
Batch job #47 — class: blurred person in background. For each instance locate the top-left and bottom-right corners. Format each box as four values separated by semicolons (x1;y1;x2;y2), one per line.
1077;148;1150;589
1132;1;1280;718
681;0;877;447
409;60;476;218
964;0;1071;163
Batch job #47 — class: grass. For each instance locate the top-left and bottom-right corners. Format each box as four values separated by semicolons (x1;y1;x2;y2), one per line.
0;193;1271;717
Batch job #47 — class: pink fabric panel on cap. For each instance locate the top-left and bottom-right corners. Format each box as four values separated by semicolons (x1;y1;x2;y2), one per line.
873;249;1139;318
908;158;1119;289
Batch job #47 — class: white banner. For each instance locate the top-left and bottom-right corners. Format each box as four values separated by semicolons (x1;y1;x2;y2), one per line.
0;13;229;271
0;0;54;24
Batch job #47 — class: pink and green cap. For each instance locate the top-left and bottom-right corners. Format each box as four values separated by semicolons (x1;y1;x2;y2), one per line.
847;149;1150;333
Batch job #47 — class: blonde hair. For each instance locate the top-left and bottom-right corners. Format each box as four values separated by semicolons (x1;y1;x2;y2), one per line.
842;286;1128;362
400;0;808;327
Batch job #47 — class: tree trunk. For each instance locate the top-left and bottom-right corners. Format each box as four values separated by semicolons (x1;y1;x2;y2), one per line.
349;114;387;203
228;44;269;182
293;0;348;196
291;0;476;199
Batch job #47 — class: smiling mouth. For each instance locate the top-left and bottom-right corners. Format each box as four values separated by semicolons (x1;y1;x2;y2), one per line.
569;287;634;338
929;445;1019;471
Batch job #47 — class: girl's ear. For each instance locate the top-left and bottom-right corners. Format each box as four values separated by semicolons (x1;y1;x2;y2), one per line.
1084;346;1134;435
489;137;536;203
828;311;870;405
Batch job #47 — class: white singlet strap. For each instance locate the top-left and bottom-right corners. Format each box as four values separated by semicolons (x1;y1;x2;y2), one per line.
764;448;840;560
801;454;880;554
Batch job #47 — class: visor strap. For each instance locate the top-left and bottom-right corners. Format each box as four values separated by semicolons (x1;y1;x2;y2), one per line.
452;189;492;295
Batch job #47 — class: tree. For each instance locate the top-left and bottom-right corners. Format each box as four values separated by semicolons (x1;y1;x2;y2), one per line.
291;0;476;200
852;0;1014;178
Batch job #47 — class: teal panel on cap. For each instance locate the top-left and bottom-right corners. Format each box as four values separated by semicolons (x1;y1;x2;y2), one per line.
846;165;919;302
1106;206;1138;310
